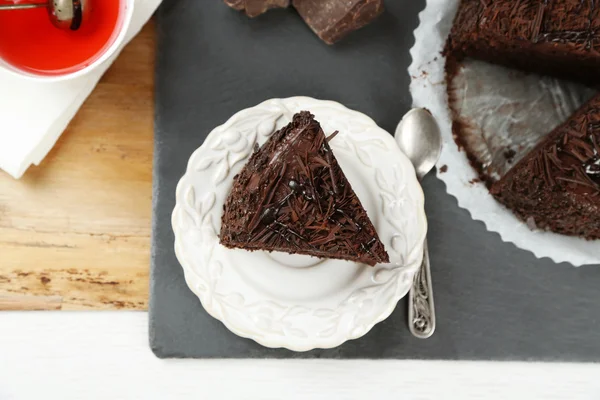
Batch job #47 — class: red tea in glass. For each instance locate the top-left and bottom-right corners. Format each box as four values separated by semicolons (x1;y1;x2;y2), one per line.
0;0;124;76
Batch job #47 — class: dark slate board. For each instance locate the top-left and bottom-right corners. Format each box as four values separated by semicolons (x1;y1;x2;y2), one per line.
149;0;600;360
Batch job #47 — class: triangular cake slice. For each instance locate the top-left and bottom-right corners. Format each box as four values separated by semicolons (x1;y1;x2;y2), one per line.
220;111;389;266
490;94;600;239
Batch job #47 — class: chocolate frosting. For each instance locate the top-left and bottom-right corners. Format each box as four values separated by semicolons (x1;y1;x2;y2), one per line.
492;94;600;194
220;111;389;266
446;0;600;84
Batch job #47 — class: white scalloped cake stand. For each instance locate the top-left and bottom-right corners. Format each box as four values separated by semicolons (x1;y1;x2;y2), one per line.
409;0;600;266
172;97;427;351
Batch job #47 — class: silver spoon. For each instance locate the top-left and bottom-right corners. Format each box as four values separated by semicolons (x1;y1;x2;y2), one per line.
395;108;442;339
0;0;89;31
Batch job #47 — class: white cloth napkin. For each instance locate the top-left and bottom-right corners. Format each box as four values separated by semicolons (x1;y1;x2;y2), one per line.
0;0;162;179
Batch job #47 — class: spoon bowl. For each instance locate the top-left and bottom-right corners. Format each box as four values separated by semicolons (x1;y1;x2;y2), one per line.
0;0;90;31
49;0;90;30
395;108;442;179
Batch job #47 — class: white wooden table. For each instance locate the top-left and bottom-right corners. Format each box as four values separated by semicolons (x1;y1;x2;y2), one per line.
2;312;599;399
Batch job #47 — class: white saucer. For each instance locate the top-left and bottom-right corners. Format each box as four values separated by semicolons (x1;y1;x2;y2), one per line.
172;97;427;351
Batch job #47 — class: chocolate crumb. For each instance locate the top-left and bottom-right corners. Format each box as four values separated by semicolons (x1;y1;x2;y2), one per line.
504;148;516;163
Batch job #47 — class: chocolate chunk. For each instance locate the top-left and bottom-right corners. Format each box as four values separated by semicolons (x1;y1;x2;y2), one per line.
293;0;384;44
224;0;290;18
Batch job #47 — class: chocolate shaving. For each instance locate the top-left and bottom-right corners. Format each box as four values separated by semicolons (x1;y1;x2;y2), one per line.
570;138;595;158
543;152;555;186
324;145;338;195
547;151;563;170
590;121;600;154
576;165;599;187
326;130;340;143
530;1;547;42
556;176;597;189
569;148;590;163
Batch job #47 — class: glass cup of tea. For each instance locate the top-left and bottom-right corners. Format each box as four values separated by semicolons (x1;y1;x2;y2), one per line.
0;0;135;82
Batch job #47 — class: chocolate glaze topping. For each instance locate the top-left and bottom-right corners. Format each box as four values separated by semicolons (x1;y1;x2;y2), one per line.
220;111;389;266
445;0;600;84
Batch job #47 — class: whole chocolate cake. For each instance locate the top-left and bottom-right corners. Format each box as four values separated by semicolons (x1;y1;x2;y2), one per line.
220;111;389;266
446;0;600;239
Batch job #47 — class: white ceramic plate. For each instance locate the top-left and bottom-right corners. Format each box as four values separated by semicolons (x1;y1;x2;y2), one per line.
172;97;427;351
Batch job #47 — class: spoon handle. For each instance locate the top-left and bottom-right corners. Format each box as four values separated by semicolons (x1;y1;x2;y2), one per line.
0;3;47;10
408;239;436;338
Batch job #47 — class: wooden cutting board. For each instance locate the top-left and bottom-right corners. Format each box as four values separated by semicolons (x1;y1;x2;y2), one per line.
0;22;156;311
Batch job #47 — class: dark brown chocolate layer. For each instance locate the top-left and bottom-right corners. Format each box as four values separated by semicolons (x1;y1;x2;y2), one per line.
220;111;389;266
490;94;600;239
293;0;384;45
446;0;600;85
224;0;289;18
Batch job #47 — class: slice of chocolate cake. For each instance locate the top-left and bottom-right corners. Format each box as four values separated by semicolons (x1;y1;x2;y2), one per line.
446;0;600;84
220;111;389;266
490;93;600;239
